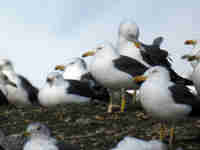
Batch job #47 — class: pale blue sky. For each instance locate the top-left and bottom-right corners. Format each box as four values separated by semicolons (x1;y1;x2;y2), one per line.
0;0;199;87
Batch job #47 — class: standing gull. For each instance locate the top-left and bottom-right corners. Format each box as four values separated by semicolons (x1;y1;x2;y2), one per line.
54;57;110;103
133;66;200;148
55;57;88;80
82;42;148;112
23;122;79;150
117;20;193;85
0;59;39;107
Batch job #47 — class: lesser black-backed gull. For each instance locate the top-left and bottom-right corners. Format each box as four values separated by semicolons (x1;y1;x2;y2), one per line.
55;57;88;80
39;72;109;107
82;41;148;112
133;66;200;148
1;70;39;107
55;57;110;103
0;59;39;107
118;20;193;85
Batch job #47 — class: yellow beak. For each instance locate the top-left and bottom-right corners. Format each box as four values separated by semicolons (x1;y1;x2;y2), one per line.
55;65;65;71
23;132;31;137
184;40;197;45
133;75;147;82
82;51;96;57
181;55;200;61
133;42;141;48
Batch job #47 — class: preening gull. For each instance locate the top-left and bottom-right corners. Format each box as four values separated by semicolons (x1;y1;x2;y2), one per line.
117;20;193;85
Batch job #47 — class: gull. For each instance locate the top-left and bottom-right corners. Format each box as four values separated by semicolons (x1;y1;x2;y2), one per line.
182;40;200;68
133;66;200;148
54;57;110;103
117;20;193;85
0;59;39;107
38;72;109;107
23;122;79;150
111;136;167;150
82;41;147;112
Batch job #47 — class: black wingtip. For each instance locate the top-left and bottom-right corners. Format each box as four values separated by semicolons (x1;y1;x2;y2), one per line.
152;36;164;47
169;68;193;86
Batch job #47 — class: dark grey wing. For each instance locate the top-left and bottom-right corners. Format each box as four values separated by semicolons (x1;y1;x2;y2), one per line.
67;80;109;102
81;73;110;103
80;72;96;87
140;42;193;85
0;145;5;150
140;43;171;68
152;36;164;47
113;55;148;77
0;90;9;106
169;84;200;117
56;141;80;150
18;75;39;106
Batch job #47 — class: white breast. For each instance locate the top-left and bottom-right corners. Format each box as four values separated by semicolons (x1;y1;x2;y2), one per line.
192;63;200;95
90;56;138;90
118;42;150;67
23;137;58;150
6;84;31;107
38;84;90;107
140;80;191;120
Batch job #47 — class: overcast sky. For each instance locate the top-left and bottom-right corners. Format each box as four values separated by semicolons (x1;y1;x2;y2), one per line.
0;0;199;87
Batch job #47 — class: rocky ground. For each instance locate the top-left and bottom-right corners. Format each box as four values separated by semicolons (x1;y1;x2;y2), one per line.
0;97;200;150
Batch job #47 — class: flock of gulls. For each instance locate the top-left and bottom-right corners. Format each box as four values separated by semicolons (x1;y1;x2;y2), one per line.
0;19;199;150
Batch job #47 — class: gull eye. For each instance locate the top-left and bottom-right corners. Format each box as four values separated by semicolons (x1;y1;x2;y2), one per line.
5;61;11;65
37;126;42;130
3;75;8;80
97;47;103;50
152;70;158;74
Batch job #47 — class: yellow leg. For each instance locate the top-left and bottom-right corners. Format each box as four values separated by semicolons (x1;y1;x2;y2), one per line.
107;93;113;113
120;89;126;112
132;90;137;104
55;112;64;120
169;127;175;148
159;123;165;141
120;98;126;112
